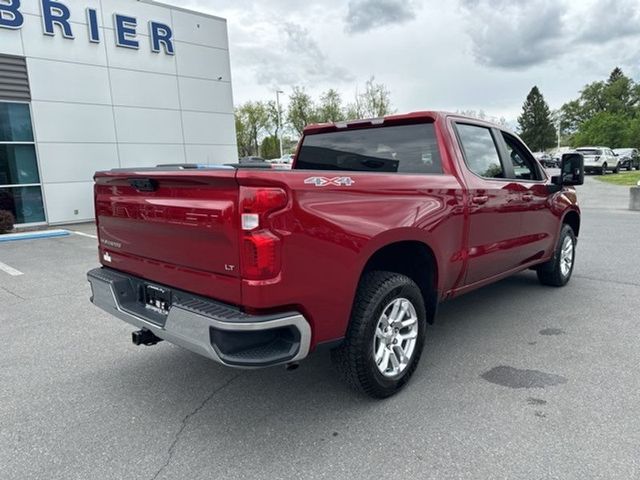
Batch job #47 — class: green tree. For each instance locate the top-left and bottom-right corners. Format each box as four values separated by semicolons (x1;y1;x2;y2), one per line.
518;86;557;152
603;70;635;116
558;99;584;138
317;89;345;123
235;114;252;157
265;100;284;139
560;68;640;145
287;87;318;136
572;112;630;148
235;101;269;157
608;67;624;84
260;135;280;159
346;77;394;119
624;117;640;147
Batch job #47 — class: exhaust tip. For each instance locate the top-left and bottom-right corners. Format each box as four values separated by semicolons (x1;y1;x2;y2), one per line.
285;362;300;371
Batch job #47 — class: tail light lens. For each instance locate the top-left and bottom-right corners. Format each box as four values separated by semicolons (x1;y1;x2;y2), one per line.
239;187;287;280
242;231;281;279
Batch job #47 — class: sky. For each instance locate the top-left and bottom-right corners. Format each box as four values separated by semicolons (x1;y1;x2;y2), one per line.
175;0;640;123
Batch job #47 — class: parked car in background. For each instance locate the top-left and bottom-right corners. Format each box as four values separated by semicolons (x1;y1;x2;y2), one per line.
278;154;294;164
239;156;267;165
533;152;558;168
266;154;294;165
576;147;620;174
551;147;574;165
613;148;640;171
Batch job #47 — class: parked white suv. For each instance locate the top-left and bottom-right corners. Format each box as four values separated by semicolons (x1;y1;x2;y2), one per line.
576;147;620;175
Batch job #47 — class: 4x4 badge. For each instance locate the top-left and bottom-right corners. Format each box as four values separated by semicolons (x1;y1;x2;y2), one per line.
304;177;355;187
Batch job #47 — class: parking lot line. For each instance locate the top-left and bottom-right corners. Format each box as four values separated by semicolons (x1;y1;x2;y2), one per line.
71;231;98;239
0;260;24;276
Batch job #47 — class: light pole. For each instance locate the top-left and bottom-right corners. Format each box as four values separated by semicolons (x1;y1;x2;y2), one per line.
276;90;284;158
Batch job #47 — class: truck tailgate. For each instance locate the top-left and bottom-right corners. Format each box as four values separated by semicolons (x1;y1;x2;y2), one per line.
94;169;242;304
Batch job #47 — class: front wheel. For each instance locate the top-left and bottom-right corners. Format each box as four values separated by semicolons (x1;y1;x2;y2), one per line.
537;225;577;287
613;164;620;174
331;271;427;398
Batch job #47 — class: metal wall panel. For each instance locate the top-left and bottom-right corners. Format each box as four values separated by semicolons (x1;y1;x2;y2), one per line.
0;55;30;102
0;0;236;224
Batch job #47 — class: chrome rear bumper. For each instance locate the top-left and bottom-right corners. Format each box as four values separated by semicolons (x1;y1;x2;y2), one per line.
87;267;311;368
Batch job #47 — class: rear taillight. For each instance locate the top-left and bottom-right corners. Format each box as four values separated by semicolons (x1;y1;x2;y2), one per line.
242;231;281;279
239;187;287;280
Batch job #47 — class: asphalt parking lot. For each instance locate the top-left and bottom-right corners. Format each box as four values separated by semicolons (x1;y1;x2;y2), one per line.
1;175;639;480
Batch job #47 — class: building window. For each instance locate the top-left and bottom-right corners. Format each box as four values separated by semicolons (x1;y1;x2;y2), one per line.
0;102;45;224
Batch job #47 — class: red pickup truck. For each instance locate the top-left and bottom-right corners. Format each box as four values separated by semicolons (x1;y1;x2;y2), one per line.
87;112;584;398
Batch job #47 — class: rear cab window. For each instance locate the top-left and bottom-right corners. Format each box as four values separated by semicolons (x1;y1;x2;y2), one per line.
295;123;443;174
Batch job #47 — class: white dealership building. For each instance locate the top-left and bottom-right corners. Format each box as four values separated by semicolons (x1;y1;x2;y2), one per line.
0;0;236;225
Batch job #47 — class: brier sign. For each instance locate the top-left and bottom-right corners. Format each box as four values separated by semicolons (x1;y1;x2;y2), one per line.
0;0;175;55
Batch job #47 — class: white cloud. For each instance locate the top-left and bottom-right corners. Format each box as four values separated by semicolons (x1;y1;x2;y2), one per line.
345;0;418;33
460;0;569;68
233;21;353;87
178;0;640;122
575;0;640;43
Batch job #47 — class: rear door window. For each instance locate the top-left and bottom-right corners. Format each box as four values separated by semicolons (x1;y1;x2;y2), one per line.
455;124;504;179
295;123;443;174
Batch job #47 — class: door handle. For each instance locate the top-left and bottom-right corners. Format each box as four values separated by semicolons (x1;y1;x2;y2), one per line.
471;195;489;205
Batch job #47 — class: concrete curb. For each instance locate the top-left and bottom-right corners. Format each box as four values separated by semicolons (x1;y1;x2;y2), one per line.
631;187;640;211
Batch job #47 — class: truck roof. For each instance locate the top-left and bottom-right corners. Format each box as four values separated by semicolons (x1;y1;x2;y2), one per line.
303;111;505;135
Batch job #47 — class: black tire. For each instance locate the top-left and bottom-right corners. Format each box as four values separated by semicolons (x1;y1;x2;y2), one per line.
600;164;607;175
628;163;633;171
537;224;577;287
613;164;620;174
331;271;427;398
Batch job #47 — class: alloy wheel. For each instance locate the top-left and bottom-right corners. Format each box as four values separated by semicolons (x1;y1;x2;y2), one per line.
373;298;419;378
560;236;574;278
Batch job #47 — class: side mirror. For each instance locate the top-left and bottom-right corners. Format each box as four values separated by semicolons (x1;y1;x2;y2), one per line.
556;153;584;186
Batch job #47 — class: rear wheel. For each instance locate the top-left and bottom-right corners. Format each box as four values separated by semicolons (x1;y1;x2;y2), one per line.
628;163;633;171
613;164;620;174
600;164;607;175
537;224;576;287
331;271;427;398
